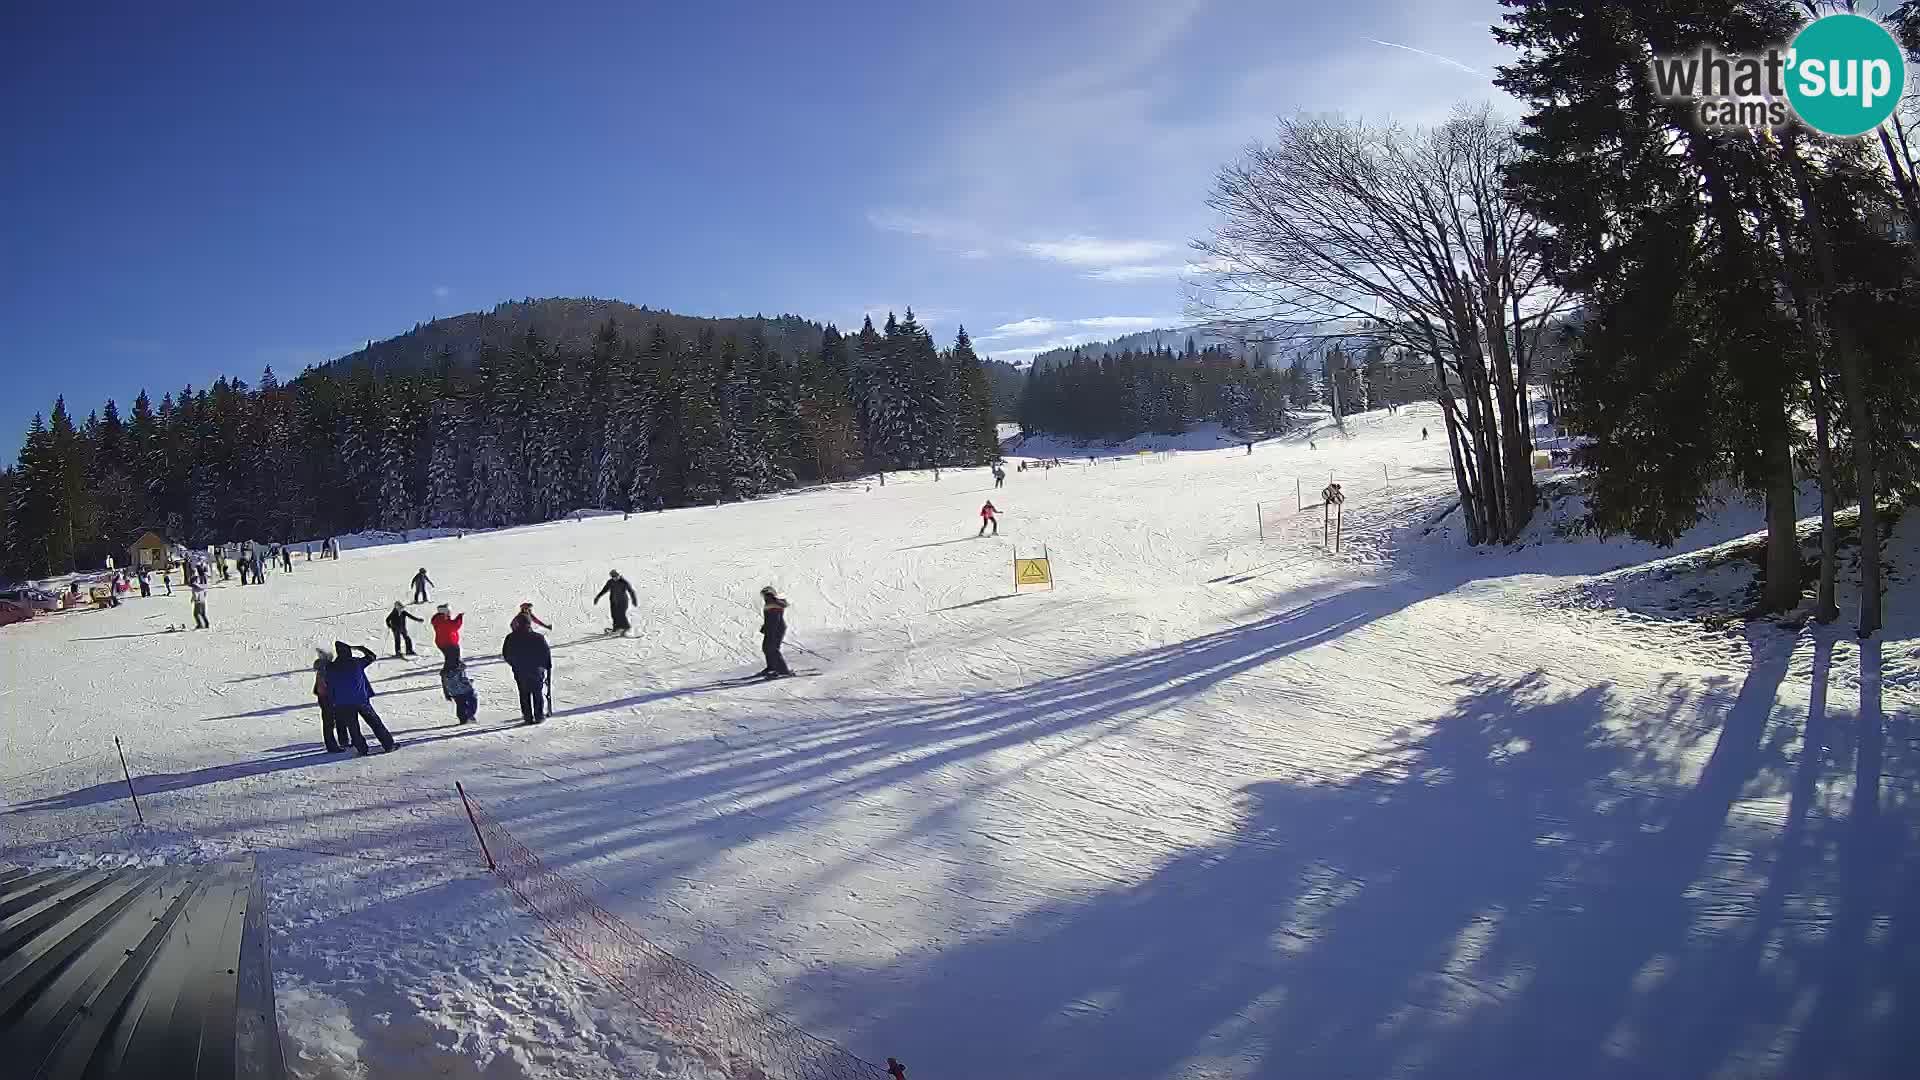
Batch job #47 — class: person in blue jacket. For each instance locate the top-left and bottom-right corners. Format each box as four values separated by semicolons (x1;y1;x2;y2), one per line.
324;640;397;755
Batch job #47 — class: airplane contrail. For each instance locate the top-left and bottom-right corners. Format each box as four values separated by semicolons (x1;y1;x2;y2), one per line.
1367;38;1486;77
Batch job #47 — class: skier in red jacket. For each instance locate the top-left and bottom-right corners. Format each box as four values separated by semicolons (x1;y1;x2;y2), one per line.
431;604;465;671
977;500;999;537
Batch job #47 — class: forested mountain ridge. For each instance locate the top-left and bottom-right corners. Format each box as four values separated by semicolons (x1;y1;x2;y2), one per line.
329;298;830;375
1;307;1007;577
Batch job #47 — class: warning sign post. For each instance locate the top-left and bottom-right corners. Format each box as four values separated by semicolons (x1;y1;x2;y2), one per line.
1013;546;1054;592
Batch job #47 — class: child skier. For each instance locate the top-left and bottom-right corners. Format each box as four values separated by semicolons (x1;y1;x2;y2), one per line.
411;567;433;603
758;586;791;678
386;601;423;656
977;500;999;537
517;601;552;630
441;661;479;723
190;580;210;629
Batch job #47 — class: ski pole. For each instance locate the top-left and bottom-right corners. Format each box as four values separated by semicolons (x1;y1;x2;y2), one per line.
785;637;828;662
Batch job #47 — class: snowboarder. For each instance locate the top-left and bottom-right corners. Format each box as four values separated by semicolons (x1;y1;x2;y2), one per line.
441;661;479;723
516;601;552;631
190;581;209;628
758;586;791;678
502;615;553;724
323;641;396;755
886;1058;907;1080
411;567;433;604
977;500;999;537
593;570;638;635
386;601;423;657
312;647;343;752
431;604;464;671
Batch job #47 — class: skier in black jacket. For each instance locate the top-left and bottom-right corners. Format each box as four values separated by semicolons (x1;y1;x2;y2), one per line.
758;586;791;678
411;567;433;604
502;615;553;724
593;569;639;635
385;601;423;657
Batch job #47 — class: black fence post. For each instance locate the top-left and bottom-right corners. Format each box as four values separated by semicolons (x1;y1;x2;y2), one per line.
114;736;143;825
456;782;495;871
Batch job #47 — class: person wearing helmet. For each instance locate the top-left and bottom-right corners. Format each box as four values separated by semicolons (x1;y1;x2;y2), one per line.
977;500;999;537
516;601;552;631
593;569;638;636
411;567;434;604
386;601;423;657
758;586;791;678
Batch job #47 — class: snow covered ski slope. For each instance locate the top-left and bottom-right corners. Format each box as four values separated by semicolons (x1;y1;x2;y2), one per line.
3;402;1915;1079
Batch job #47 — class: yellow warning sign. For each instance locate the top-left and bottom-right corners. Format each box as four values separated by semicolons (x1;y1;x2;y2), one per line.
1014;558;1052;586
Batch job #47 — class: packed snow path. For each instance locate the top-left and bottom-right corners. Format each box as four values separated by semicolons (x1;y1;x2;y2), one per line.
3;404;1915;1079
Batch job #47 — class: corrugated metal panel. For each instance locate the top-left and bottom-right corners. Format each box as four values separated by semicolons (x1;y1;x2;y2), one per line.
0;859;286;1080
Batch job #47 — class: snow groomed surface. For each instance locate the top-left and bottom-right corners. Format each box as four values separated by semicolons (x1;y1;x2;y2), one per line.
2;402;1915;1079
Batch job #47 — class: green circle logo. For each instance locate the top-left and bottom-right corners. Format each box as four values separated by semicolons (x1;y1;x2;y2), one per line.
1787;14;1906;137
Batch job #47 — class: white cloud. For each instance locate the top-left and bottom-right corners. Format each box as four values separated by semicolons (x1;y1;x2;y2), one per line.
1023;236;1177;267
990;317;1058;336
981;315;1174;341
1074;315;1166;330
432;285;452;299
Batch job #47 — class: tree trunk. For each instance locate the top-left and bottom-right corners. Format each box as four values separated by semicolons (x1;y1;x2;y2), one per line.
1785;135;1883;636
1809;368;1840;623
1759;402;1802;614
1482;288;1536;538
1430;353;1484;544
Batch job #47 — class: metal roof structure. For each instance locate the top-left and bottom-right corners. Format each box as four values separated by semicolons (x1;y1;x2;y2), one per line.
0;858;286;1080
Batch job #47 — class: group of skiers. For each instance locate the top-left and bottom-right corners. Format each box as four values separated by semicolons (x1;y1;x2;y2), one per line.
306;566;800;750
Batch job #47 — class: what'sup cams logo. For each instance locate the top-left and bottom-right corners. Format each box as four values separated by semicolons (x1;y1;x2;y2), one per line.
1649;13;1907;137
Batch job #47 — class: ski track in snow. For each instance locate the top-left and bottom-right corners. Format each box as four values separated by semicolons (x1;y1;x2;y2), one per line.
4;401;1917;1080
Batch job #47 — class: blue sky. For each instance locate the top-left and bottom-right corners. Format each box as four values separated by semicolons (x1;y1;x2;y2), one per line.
0;0;1510;454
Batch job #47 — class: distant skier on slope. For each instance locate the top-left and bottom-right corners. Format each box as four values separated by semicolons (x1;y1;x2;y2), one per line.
386;601;423;657
431;604;464;670
516;601;552;631
411;567;433;603
977;500;999;537
758;586;791;678
502;615;552;724
992;464;1006;488
593;570;638;635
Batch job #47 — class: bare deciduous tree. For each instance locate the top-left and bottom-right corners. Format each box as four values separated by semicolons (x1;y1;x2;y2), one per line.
1191;106;1567;543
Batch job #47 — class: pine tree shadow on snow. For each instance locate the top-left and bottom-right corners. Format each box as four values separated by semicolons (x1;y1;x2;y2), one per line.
760;632;1918;1079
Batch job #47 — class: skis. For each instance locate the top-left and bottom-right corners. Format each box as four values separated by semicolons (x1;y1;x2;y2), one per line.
722;669;818;684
